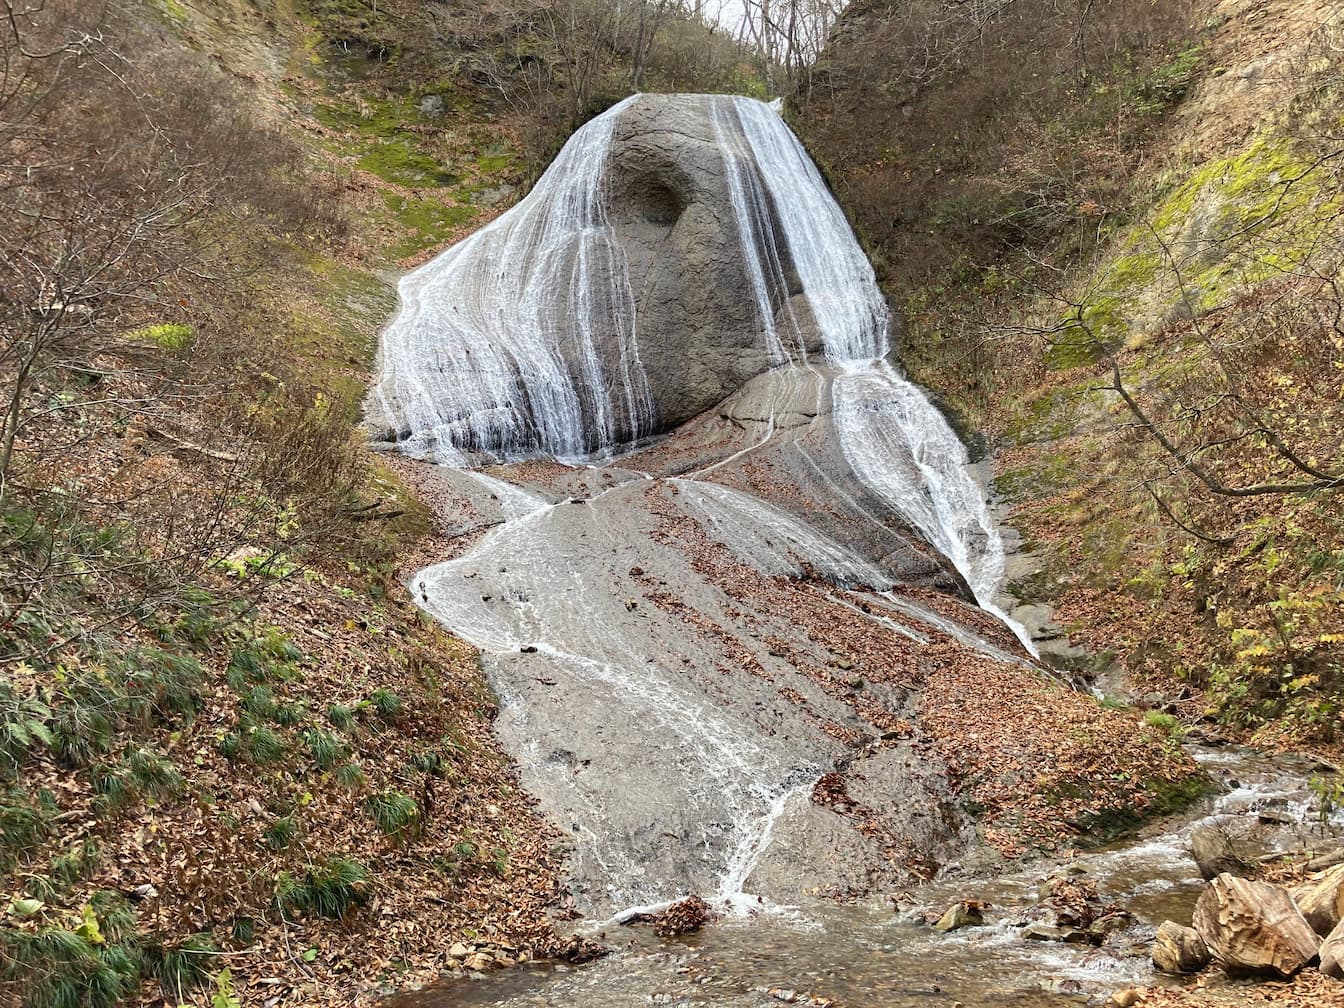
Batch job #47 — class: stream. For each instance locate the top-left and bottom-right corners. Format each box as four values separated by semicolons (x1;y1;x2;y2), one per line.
400;746;1342;1007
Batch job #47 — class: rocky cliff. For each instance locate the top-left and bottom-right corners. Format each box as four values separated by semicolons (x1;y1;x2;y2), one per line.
367;93;845;463
798;0;1344;748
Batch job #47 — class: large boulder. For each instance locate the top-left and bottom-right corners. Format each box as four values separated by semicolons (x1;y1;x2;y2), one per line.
1192;873;1320;978
368;93;883;463
1322;917;1344;979
1152;920;1211;974
1292;863;1344;936
605;95;826;430
1189;822;1252;881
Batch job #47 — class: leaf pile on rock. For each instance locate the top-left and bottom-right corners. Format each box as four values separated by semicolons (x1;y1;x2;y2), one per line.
1045;875;1125;930
627;895;716;937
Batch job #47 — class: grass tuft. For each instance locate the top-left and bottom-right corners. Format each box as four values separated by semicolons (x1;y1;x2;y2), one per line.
302;728;344;770
245;724;286;765
326;703;356;731
334;761;366;789
368;688;402;722
264;814;298;851
365;789;417;837
142;932;215;1000
276;856;369;920
0;786;55;871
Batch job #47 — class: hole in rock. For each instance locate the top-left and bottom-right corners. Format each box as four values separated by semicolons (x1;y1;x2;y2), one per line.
638;179;687;228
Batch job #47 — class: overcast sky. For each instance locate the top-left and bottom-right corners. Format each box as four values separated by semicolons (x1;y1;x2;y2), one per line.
699;1;846;52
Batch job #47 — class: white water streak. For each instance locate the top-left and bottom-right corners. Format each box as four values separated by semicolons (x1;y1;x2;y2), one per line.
380;94;1041;910
728;100;1032;651
368;96;652;463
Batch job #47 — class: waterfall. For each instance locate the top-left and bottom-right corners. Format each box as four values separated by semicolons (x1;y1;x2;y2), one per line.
372;91;1026;636
375;94;1041;912
723;98;1022;633
367;95;653;464
726;97;888;363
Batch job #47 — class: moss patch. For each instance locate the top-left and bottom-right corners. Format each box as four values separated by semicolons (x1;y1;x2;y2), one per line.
1051;132;1343;368
127;323;194;351
1068;768;1210;845
382;193;474;260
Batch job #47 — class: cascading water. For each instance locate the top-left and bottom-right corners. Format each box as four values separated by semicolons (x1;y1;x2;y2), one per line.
725;97;888;362
373;93;1039;914
367;95;653;463
716;97;1028;644
372;93;1021;621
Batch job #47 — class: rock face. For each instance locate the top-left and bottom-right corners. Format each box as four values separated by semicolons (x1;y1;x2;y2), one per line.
1293;863;1344;935
1321;917;1344;979
369;93;885;464
605;95;826;431
1189;822;1252;880
933;900;986;932
1192;873;1320;977
1153;920;1212;973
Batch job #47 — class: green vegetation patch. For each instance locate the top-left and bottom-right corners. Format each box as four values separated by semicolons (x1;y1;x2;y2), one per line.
275;855;369;919
1069;768;1210;844
127;323;194;350
314;94;457;187
358;139;457;188
1051;131;1343;367
382;193;474;260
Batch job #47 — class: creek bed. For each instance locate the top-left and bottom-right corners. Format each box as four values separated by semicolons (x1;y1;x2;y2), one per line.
394;745;1342;1008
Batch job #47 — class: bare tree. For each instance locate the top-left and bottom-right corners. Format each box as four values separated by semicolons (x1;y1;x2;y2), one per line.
0;0;355;658
736;0;846;93
621;0;678;89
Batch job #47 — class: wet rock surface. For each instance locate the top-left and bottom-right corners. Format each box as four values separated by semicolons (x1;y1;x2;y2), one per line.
606;95;825;430
1153;921;1212;974
1193;874;1320;978
367;95;858;462
387;747;1344;1008
411;458;991;915
933;900;987;932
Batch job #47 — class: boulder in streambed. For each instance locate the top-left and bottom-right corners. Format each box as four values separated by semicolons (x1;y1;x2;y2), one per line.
1022;922;1092;944
1321;916;1344;979
1189;822;1253;880
1193;873;1320;978
933;900;987;932
1152;920;1211;974
1291;863;1344;935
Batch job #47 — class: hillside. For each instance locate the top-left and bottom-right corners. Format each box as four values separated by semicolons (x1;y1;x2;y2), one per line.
2;0;1341;1006
799;0;1343;748
0;1;706;1003
797;1;1344;1002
